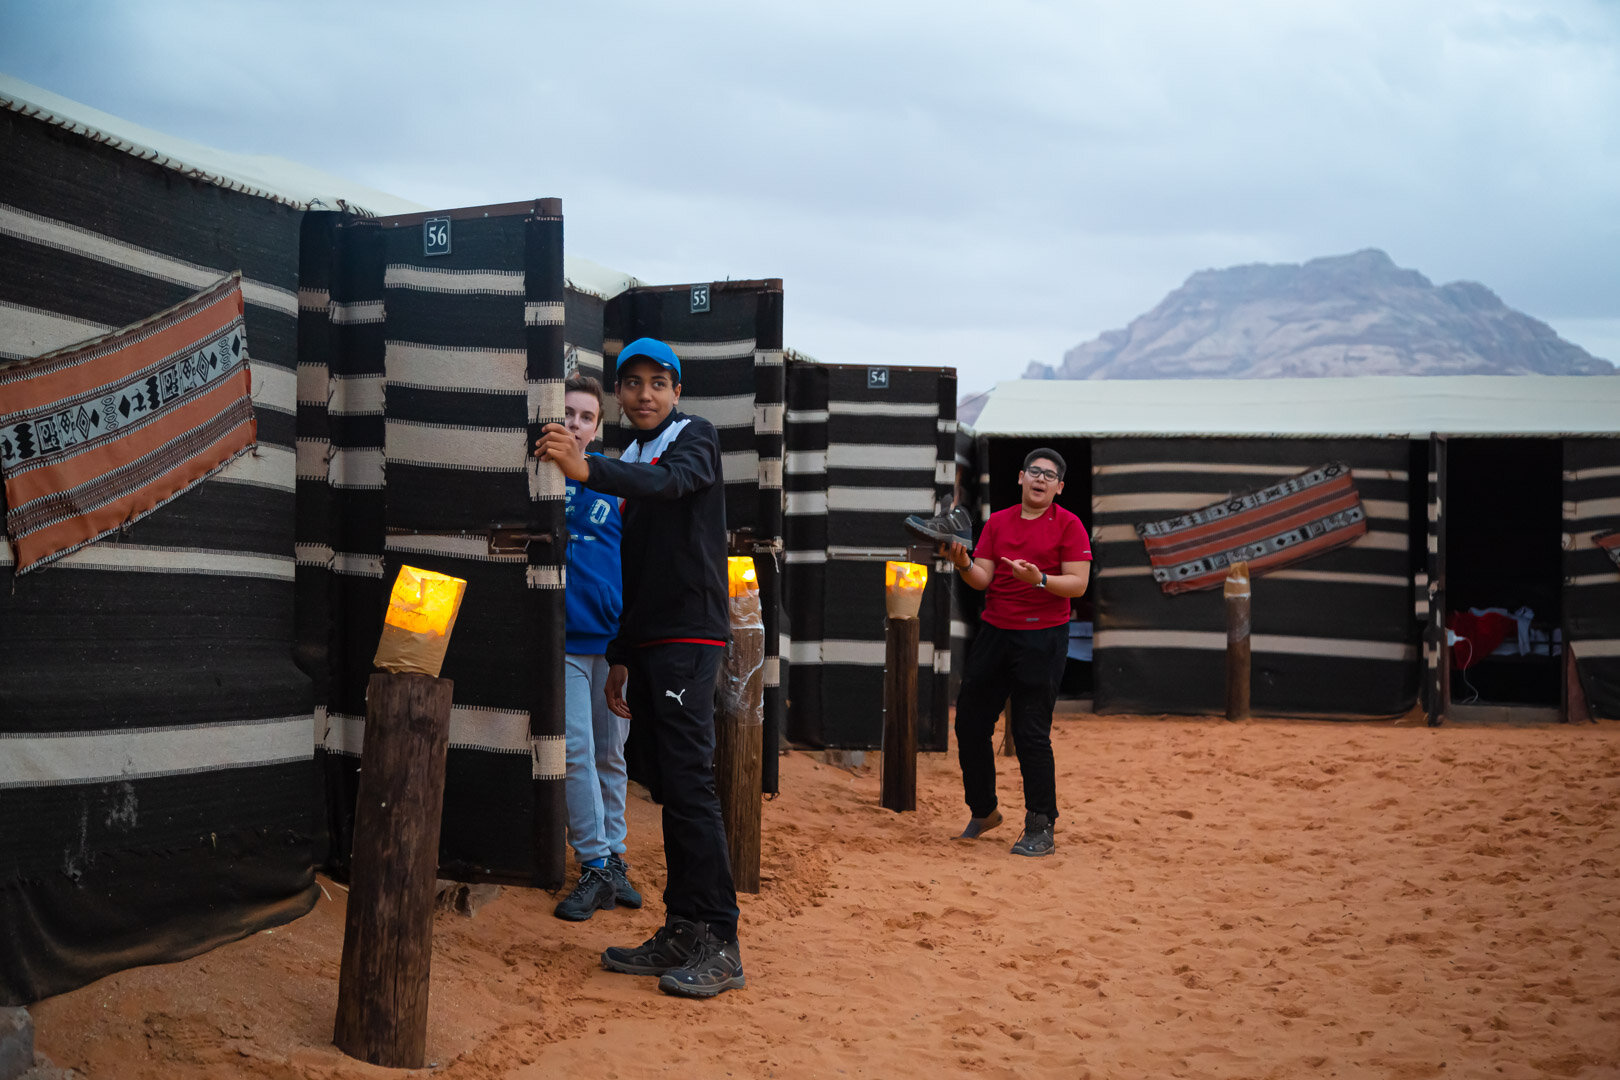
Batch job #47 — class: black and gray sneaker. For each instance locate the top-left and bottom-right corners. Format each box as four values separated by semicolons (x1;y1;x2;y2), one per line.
903;506;974;552
554;864;616;921
607;853;643;909
602;918;701;976
658;926;746;999
1010;813;1055;857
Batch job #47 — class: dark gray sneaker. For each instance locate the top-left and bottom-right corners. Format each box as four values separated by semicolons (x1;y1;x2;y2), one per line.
958;807;1003;839
607;853;643;909
554;864;616;921
903;506;974;551
658;927;746;999
1010;813;1055;857
602;919;701;976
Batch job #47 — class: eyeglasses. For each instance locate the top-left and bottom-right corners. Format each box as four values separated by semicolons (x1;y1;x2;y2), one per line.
1023;466;1061;481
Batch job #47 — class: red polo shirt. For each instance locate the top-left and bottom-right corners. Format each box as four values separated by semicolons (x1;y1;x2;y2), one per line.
977;502;1092;631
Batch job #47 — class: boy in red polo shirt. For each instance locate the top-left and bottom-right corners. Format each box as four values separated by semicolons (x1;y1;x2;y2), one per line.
942;448;1092;856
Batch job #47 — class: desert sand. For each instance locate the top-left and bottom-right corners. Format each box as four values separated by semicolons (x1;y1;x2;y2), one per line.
30;713;1620;1080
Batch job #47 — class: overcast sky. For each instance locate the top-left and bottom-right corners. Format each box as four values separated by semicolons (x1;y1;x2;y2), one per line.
3;0;1616;391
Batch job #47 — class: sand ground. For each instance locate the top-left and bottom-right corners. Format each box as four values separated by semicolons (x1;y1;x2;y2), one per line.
30;713;1620;1080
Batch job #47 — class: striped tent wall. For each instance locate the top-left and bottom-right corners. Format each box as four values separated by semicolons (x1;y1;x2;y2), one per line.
783;362;956;750
0;108;316;1004
1564;438;1620;719
1090;438;1420;718
313;205;568;888
603;281;787;792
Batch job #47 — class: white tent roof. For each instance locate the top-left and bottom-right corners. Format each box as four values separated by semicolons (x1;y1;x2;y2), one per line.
969;376;1620;438
1;74;639;299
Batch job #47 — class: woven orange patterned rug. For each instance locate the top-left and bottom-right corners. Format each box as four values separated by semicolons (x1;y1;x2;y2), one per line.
0;274;256;573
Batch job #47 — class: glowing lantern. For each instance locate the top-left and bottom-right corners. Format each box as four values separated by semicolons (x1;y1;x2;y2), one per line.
884;560;929;619
373;565;468;678
727;555;759;597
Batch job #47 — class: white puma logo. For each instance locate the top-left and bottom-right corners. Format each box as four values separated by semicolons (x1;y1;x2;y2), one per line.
664;688;687;705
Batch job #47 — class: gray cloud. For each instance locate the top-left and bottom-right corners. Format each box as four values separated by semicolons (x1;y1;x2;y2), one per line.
2;0;1615;389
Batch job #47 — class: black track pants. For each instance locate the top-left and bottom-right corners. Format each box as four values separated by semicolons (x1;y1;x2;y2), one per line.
953;623;1069;822
625;641;740;941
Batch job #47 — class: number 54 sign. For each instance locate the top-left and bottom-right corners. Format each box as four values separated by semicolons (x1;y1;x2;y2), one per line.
423;217;451;257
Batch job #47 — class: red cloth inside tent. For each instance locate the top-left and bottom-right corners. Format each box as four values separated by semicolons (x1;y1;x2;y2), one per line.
1447;610;1515;670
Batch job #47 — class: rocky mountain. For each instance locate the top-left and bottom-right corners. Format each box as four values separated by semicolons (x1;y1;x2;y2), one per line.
1027;249;1614;381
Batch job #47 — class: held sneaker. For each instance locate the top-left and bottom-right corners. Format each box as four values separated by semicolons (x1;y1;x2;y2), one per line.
553;864;616;921
658;926;746;999
602;918;701;976
903;506;975;552
607;853;643;909
1010;813;1055;857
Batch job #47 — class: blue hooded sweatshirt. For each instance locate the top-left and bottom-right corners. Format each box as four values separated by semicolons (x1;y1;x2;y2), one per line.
563;459;623;655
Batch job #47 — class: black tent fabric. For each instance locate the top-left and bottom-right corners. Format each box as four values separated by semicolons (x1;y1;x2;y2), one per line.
307;205;568;888
1565;438;1620;719
0;109;317;1004
782;362;956;750
1090;437;1419;717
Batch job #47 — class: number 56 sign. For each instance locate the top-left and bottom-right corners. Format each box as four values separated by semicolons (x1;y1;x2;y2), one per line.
423;217;451;257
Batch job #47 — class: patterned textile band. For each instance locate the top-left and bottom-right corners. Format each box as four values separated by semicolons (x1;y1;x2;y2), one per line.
1136;461;1367;595
1597;530;1620;572
0;274;255;573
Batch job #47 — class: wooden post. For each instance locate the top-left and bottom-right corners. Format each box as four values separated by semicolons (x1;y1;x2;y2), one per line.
334;672;454;1069
882;615;920;812
715;619;765;894
1224;562;1251;722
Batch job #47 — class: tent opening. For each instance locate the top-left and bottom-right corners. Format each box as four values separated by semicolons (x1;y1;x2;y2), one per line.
1445;437;1563;707
982;436;1095;700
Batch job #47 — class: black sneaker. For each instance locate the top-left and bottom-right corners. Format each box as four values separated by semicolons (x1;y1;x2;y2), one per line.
554;864;616;921
607;853;643;909
602;919;701;976
903;506;974;551
658;926;746;999
1010;813;1055;857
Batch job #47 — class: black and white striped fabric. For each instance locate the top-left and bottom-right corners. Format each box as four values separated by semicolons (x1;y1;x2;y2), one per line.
1090;438;1419;717
782;362;957;749
1564;439;1620;719
601;282;787;790
307;205;568;888
0;106;315;1004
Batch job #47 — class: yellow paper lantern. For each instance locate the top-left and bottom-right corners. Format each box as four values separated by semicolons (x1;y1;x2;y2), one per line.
373;565;468;678
884;560;928;619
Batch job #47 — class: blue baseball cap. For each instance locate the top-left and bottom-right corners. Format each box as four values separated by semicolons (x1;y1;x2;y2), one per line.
616;337;681;383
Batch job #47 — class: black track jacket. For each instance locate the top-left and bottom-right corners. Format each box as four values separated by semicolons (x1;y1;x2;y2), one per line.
584;409;730;665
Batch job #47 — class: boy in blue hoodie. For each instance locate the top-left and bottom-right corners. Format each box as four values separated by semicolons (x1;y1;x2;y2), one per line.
552;374;643;921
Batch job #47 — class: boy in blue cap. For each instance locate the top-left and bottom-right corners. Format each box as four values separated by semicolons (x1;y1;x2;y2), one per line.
535;337;743;998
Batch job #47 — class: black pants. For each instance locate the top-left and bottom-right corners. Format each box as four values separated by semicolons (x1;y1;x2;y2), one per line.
624;642;739;941
954;623;1068;822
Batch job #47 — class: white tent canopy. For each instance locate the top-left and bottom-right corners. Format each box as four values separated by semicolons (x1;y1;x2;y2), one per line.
969;375;1620;438
1;74;640;300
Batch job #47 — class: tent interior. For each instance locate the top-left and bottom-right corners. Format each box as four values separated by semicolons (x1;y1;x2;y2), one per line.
1445;437;1565;707
980;435;1095;699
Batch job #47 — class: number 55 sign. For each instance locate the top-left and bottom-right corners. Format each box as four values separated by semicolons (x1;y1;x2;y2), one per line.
423;217;451;257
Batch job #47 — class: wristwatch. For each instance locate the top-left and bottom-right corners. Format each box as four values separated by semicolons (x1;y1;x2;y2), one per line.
1036;572;1047;589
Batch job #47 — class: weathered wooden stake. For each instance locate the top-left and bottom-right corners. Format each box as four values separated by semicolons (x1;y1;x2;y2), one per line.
999;704;1016;757
715;619;765;893
881;615;920;811
334;672;454;1069
1224;562;1251;722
